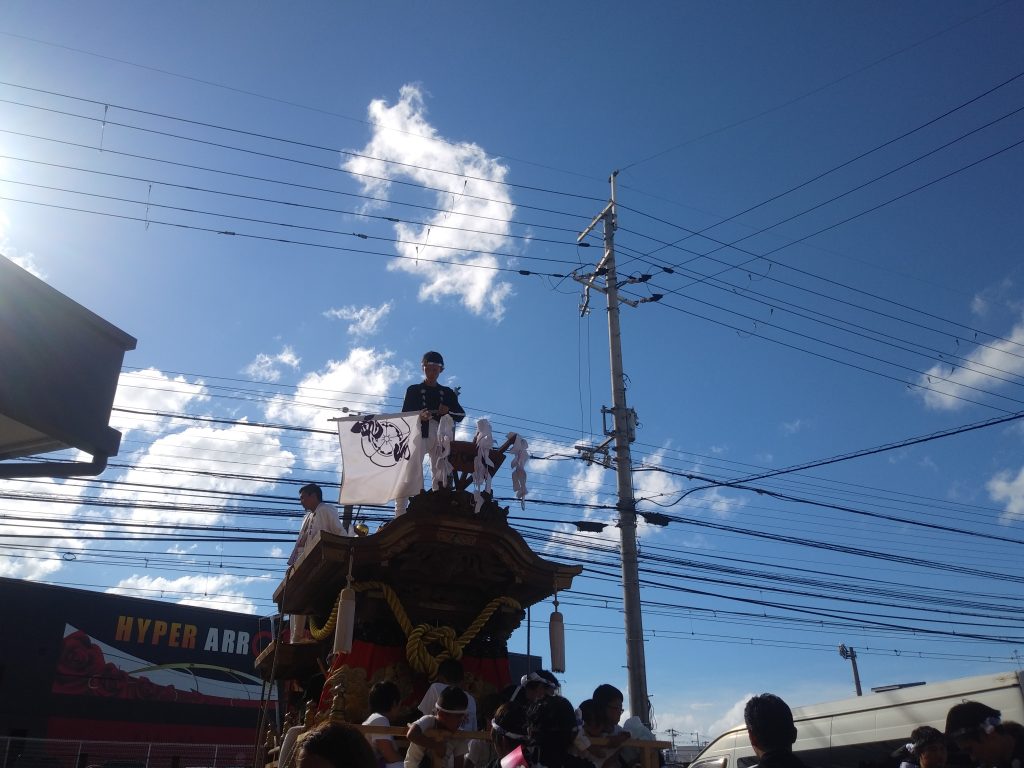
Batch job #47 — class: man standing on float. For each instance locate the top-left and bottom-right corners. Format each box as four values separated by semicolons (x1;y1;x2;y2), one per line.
396;351;465;514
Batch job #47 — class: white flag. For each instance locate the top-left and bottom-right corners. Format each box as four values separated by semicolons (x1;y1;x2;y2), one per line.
337;412;424;504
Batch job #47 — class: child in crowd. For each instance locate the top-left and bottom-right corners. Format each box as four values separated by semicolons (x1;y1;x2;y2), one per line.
522;696;593;768
471;701;529;768
894;725;947;768
420;659;478;732
946;701;1024;768
363;680;405;768
511;670;559;707
297;721;377;768
573;699;629;768
406;686;471;768
466;693;506;768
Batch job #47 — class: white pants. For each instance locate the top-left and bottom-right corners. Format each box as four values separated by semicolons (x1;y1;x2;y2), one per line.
395;419;438;515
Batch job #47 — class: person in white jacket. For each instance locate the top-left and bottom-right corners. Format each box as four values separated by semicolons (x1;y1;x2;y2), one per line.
288;483;351;641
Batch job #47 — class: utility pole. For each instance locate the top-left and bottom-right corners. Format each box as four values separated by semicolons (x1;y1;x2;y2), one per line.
838;644;863;696
666;729;679;749
574;170;652;726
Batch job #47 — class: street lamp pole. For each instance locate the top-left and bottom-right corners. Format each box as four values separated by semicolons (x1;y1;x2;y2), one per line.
838;644;863;696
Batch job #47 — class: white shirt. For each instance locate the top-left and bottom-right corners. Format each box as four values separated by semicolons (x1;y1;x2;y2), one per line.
288;501;348;565
418;681;478;731
404;715;467;768
363;712;404;768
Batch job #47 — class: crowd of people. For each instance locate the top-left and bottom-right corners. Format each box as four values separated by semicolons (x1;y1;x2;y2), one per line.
285;662;650;768
285;673;1024;768
739;693;1024;768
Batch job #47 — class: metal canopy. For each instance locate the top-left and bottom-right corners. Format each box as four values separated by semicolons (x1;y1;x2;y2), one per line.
0;255;137;477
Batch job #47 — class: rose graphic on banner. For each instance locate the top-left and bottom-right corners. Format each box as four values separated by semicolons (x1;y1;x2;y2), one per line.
52;627;263;706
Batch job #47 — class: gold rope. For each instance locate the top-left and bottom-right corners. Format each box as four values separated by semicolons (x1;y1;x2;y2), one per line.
312;580;521;678
307;595;340;641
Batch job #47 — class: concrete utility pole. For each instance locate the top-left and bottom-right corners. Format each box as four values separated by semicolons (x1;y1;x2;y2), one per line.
666;729;679;750
574;171;651;727
838;644;863;696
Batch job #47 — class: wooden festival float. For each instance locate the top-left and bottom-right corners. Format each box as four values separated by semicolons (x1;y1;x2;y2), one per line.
255;419;583;767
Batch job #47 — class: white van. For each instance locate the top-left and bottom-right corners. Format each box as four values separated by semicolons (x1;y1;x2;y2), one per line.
689;670;1024;768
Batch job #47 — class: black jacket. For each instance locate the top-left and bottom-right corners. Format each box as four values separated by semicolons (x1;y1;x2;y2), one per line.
753;750;810;768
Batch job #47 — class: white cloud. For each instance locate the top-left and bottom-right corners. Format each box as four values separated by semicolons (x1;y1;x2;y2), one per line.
111;368;208;441
655;697;756;746
1;216;47;279
107;573;265;614
987;466;1024;523
781;419;805;435
635;450;685;527
887;449;909;465
686;485;746;518
343;85;516;319
104;422;295;527
569;460;613;511
914;316;1024;410
3;251;45;279
971;278;1016;317
652;708;701;739
323;301;392;337
243;346;301;383
263;346;402;471
706;695;754;742
0;549;64;580
0;477;89;580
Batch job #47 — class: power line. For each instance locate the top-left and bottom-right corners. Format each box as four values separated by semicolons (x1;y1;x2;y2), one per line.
0;195;571;279
0;153;588;248
667;407;1024;490
0;33;603;185
0;176;583;268
644;292;1014;412
617;0;1017;170
0;90;601;216
0;128;585;234
634;67;1024;258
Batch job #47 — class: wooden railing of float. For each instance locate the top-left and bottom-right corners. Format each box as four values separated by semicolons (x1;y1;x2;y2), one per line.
265;722;670;768
261;683;670;768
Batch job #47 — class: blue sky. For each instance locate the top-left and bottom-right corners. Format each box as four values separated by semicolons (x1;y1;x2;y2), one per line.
2;0;1024;743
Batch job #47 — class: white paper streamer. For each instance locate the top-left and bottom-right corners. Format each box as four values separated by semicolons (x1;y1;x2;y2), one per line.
430;414;454;490
473;419;495;512
509;433;529;509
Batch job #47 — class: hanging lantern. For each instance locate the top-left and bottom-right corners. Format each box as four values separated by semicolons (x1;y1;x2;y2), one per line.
333;554;357;655
290;613;306;644
549;592;565;673
333;586;356;654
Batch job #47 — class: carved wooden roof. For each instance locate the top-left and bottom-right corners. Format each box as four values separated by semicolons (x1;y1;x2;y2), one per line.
273;492;581;628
